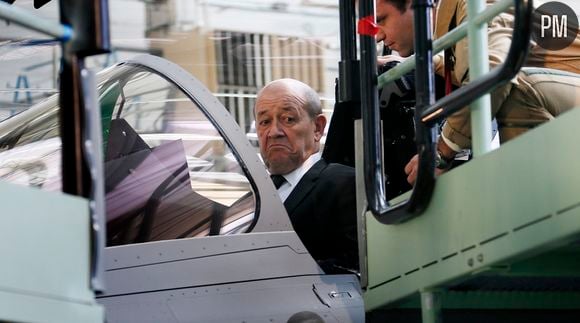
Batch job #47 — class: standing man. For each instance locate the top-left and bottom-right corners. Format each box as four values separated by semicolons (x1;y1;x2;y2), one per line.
255;78;358;273
374;0;580;184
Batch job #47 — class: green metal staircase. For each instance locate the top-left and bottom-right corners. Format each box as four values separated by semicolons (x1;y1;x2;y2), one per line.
363;108;580;320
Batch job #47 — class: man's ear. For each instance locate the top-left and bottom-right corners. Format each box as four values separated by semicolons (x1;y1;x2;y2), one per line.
313;114;327;142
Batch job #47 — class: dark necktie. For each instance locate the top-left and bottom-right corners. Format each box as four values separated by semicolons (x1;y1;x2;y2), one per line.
270;174;286;189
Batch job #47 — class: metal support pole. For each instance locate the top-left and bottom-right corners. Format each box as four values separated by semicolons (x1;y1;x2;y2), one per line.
338;0;359;103
59;53;91;197
467;0;492;156
421;289;443;323
59;0;110;292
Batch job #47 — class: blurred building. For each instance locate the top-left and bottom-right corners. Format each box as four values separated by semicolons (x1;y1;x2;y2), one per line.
0;0;340;132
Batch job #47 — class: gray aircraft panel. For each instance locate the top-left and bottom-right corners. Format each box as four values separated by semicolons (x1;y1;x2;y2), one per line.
99;275;363;323
100;232;322;296
103;231;310;270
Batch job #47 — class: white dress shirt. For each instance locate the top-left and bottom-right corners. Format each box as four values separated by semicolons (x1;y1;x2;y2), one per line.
274;152;321;202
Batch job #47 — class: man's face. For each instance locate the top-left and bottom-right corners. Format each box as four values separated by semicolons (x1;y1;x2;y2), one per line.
375;0;415;57
255;85;325;175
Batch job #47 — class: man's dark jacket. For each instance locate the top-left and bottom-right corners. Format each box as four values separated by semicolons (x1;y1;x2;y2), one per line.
283;159;358;272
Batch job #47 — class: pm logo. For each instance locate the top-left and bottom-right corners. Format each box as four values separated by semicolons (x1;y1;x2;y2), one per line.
532;1;579;50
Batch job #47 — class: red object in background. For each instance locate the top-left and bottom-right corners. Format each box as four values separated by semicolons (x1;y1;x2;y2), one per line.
358;15;379;36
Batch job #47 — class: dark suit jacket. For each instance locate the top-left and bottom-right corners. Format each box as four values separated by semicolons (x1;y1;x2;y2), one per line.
284;159;358;272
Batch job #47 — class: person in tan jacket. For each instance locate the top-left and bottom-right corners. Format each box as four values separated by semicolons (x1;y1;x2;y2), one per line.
375;0;580;184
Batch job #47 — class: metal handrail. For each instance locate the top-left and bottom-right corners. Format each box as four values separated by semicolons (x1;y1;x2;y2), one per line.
377;0;514;88
360;0;532;224
359;0;437;224
421;0;532;125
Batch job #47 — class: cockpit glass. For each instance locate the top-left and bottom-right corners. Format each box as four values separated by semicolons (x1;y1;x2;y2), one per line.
103;65;257;245
0;63;257;245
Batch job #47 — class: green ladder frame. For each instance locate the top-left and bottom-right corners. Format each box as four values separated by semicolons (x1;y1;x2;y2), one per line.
364;108;580;313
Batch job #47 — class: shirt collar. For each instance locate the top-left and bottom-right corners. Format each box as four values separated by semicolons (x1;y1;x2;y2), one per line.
281;152;321;188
